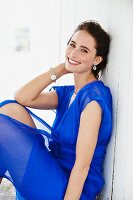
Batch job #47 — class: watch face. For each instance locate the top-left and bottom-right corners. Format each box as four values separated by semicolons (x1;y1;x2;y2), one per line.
51;74;56;80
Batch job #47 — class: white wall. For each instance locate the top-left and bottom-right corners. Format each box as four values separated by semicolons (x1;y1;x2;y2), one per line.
107;0;133;199
0;0;62;125
0;0;133;199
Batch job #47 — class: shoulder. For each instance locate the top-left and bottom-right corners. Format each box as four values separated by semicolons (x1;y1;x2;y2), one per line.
79;81;113;144
86;81;112;105
79;81;112;113
89;81;112;98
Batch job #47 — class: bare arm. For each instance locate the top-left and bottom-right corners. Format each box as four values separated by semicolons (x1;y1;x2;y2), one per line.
64;101;102;200
14;63;70;110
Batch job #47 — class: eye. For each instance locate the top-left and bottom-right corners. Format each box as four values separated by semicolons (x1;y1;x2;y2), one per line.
69;43;75;47
81;49;88;53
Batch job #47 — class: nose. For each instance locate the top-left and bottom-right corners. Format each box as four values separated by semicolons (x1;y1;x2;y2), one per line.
70;48;79;60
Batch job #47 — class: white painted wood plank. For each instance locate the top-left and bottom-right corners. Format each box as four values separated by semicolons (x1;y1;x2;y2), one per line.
124;1;133;198
75;0;101;24
102;0;122;197
108;0;133;199
56;0;77;85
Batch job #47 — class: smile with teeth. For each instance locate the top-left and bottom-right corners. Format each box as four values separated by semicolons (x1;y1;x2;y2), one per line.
68;57;81;65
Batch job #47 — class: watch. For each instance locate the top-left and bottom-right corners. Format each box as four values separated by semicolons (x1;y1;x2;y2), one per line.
50;67;57;82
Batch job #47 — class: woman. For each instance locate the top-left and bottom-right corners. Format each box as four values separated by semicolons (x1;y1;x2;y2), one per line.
0;20;112;200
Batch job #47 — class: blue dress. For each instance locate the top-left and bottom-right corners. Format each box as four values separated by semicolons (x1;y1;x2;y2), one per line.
0;80;113;200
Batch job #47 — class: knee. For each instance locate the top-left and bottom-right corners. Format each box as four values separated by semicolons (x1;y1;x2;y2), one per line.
0;103;36;128
0;102;26;116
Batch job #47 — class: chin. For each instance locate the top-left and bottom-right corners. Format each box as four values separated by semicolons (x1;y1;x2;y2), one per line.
65;64;74;72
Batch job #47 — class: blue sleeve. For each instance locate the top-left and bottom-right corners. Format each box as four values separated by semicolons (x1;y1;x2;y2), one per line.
79;86;113;143
49;86;67;111
80;89;105;114
80;84;112;114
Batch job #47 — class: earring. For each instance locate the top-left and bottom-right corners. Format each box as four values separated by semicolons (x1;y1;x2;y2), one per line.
93;65;97;70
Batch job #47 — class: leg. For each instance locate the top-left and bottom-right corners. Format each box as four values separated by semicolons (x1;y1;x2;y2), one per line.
0;103;36;128
0;102;36;188
0;111;67;200
0;103;42;190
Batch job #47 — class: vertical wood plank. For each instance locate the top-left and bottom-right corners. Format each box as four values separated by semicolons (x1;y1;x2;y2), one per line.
122;0;133;199
106;0;133;199
57;0;77;85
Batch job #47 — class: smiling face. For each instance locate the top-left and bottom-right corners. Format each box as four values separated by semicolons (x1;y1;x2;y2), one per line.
65;30;102;75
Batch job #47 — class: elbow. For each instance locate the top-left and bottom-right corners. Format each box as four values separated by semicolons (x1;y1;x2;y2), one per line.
14;92;28;106
81;165;90;175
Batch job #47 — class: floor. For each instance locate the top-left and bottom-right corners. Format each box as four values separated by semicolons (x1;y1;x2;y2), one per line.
0;179;15;200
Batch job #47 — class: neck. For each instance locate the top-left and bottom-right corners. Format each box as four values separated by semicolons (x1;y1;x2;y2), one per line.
73;72;97;94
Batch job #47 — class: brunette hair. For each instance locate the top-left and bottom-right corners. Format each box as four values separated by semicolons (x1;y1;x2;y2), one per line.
68;20;111;79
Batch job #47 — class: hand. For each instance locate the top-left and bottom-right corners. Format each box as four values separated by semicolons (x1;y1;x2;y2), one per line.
59;62;72;75
54;62;72;79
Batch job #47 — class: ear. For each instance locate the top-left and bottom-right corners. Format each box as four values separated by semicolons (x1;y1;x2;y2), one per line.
93;56;103;65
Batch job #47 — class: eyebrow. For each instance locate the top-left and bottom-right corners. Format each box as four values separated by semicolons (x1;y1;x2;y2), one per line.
70;40;91;52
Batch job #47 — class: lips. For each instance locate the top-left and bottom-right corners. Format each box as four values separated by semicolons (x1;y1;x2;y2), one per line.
68;57;81;65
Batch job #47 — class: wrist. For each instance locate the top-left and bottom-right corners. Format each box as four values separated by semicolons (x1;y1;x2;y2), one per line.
49;64;65;82
49;67;57;82
49;63;70;82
